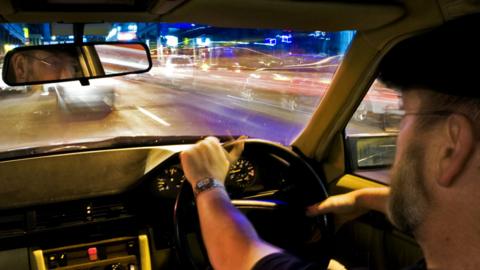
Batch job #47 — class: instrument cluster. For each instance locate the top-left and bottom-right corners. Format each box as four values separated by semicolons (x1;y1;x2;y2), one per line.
152;157;262;199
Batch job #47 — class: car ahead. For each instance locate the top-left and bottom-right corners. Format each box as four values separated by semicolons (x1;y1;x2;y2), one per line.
0;1;470;270
45;81;116;116
147;55;196;89
0;84;30;97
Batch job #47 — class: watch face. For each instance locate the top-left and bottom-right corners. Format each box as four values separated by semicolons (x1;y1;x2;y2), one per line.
196;178;213;190
194;178;224;196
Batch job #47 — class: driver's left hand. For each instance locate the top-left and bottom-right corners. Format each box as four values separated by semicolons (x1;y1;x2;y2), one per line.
180;136;244;186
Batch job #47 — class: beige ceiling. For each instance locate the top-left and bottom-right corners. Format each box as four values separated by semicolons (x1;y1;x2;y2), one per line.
0;0;406;31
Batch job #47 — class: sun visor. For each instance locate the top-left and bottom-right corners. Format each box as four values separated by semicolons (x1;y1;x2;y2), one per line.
437;0;480;21
161;0;406;31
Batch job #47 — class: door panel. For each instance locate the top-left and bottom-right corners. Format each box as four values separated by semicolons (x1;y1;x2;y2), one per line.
329;174;423;270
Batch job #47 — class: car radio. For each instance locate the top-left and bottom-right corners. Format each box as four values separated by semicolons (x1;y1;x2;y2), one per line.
32;235;151;270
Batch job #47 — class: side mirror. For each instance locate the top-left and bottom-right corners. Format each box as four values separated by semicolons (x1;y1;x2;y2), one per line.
346;134;397;169
2;42;151;86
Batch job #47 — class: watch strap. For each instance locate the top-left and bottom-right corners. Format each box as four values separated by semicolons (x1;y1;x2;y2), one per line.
194;177;224;196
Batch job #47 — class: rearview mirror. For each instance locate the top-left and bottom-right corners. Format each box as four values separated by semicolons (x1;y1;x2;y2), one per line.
2;42;152;86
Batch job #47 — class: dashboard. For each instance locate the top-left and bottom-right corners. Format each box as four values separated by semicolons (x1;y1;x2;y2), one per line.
0;140;328;269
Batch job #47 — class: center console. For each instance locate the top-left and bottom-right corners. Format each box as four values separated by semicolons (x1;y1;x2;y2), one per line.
32;235;151;270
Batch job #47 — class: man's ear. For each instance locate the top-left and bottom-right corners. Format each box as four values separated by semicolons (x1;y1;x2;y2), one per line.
437;114;474;187
10;53;27;82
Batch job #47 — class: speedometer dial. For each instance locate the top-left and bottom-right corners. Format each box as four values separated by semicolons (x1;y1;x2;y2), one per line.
227;159;255;189
153;166;185;198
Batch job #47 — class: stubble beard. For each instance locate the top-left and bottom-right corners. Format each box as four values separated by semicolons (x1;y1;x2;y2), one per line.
387;142;429;235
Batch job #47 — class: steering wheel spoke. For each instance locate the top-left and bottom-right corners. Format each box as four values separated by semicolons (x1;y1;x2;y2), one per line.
231;199;288;210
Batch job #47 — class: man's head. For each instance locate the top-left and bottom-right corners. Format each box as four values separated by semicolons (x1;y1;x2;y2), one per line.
8;48;81;84
378;14;480;234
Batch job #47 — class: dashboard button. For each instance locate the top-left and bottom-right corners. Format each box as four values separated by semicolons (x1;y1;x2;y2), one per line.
126;241;136;255
87;247;98;261
58;252;67;266
104;263;126;270
47;254;58;268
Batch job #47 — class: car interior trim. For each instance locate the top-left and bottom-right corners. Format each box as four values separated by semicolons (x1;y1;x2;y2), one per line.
162;0;406;31
32;250;46;270
0;0;405;32
332;174;385;194
30;236;147;269
231;200;283;209
139;234;152;270
151;0;189;15
42;236;137;253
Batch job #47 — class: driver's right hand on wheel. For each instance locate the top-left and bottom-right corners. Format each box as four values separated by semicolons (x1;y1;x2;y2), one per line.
306;187;390;228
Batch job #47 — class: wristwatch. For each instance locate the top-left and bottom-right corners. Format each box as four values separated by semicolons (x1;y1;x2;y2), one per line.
194;177;224;196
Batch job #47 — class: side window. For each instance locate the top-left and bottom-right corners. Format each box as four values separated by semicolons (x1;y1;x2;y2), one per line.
345;79;401;183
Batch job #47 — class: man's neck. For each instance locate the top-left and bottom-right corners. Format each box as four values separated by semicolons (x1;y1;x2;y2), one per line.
416;209;480;270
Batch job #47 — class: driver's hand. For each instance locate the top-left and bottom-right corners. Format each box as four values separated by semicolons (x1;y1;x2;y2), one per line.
306;187;390;228
180;136;244;186
306;191;368;228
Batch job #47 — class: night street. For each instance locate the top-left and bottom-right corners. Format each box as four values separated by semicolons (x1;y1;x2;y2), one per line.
0;68;385;153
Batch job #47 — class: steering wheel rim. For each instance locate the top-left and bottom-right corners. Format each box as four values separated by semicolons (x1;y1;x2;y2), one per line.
174;139;333;270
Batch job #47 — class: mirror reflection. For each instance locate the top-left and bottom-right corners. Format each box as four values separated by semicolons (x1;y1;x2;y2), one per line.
2;43;151;86
7;48;82;84
95;44;151;75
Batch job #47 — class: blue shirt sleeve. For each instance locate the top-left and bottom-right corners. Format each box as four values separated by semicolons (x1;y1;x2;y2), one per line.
252;253;426;270
252;252;322;270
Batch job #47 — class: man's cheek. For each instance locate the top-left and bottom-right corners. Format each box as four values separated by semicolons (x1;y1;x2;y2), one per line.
30;64;44;81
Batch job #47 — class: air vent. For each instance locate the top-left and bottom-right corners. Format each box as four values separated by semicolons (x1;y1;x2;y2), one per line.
35;204;87;228
89;202;130;220
0;213;26;238
35;199;132;229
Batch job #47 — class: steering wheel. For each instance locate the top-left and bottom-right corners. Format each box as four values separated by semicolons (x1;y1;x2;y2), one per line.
174;139;333;269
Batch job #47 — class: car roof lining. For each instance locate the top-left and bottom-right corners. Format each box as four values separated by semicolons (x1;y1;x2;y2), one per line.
0;0;406;31
11;0;155;12
160;1;406;31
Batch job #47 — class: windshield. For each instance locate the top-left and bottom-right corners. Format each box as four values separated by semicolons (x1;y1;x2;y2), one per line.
0;23;354;156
